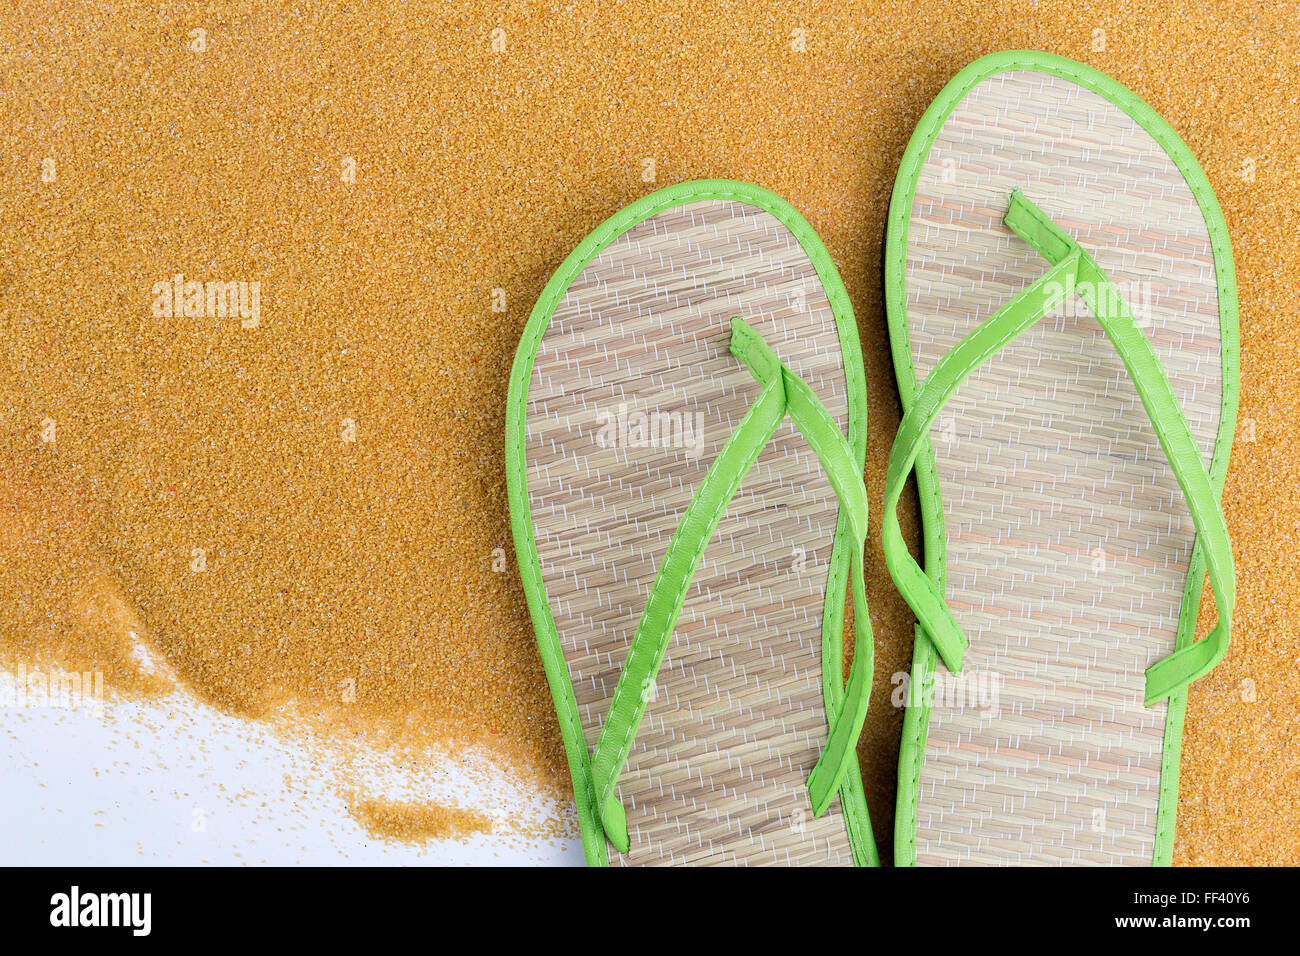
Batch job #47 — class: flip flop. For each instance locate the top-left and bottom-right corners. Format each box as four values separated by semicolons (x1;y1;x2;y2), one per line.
883;51;1238;865
507;180;879;866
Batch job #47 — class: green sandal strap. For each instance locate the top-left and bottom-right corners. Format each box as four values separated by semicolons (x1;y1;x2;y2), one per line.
730;320;875;815
589;351;786;853
882;239;1082;675
884;189;1234;706
1017;193;1235;703
590;318;876;851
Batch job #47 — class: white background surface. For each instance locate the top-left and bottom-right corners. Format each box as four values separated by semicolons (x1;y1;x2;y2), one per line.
4;685;583;866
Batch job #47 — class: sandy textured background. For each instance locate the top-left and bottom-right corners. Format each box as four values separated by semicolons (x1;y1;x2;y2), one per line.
1;0;1295;864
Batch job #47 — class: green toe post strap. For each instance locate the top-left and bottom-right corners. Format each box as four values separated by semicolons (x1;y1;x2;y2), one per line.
883;189;1234;706
588;317;876;853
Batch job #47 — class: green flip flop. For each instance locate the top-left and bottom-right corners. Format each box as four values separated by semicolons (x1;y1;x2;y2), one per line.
507;180;879;865
883;52;1238;866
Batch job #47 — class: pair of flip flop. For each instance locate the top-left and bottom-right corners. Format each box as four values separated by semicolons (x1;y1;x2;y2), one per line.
506;51;1237;866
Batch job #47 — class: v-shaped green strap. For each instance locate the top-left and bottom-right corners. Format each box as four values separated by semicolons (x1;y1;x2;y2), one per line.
883;189;1234;706
588;318;876;853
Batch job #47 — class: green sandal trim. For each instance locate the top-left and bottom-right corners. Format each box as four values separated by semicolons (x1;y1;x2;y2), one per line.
883;51;1240;868
507;180;879;866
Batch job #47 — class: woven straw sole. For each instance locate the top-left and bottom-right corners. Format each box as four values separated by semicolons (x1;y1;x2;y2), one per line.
510;183;873;865
888;56;1234;865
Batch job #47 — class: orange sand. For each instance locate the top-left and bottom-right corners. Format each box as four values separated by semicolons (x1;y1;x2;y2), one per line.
349;795;495;844
1;0;1295;863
